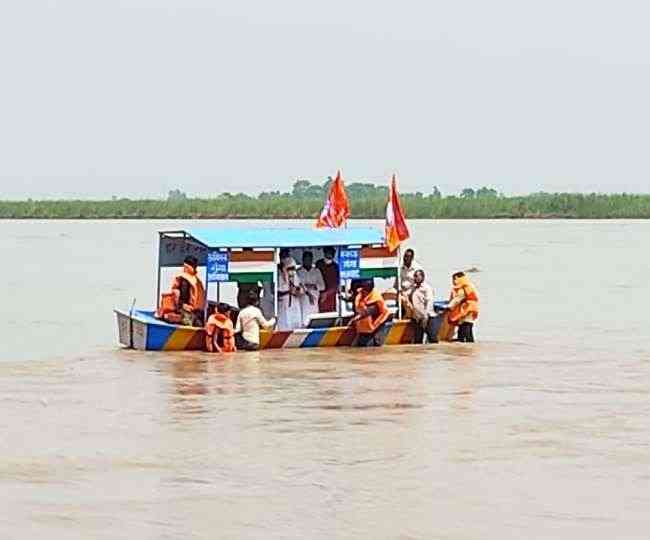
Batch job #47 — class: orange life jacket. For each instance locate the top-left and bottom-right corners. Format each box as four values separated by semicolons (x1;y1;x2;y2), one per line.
206;313;236;353
354;289;390;334
172;264;206;312
448;276;479;325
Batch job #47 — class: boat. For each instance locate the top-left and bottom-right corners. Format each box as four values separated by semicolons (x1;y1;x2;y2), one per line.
114;226;453;351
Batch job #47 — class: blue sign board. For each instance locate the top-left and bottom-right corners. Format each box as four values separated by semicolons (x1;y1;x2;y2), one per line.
338;248;361;279
207;250;229;282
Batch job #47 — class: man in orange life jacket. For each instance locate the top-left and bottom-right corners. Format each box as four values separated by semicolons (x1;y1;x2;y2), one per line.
205;303;237;353
157;255;206;327
447;271;479;342
349;279;391;347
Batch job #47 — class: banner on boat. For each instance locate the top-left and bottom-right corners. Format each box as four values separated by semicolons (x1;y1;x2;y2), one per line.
159;237;207;268
338;248;361;279
207;250;230;282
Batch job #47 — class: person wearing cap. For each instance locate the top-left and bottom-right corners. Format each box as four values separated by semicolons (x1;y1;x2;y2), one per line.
277;255;305;331
205;302;236;353
297;250;326;326
234;291;276;350
349;279;391;347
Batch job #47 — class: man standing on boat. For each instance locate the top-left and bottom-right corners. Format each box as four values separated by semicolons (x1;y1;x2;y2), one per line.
397;248;422;297
277;256;305;331
403;269;441;344
297;251;325;326
316;246;339;313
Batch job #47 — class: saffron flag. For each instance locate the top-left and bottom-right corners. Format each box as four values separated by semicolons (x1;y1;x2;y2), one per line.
315;170;351;228
385;174;410;251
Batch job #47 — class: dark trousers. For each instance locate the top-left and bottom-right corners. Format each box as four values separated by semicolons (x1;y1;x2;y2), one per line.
457;322;475;343
235;334;260;351
356;323;388;347
413;315;442;344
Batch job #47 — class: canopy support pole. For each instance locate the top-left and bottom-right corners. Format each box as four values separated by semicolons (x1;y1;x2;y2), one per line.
273;248;279;319
396;245;402;320
156;233;162;309
204;263;209;323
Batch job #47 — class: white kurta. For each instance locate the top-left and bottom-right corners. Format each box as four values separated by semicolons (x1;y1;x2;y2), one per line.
277;273;304;331
297;266;326;325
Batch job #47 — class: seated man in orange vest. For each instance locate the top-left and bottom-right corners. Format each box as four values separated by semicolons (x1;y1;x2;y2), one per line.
447;271;479;342
156;255;206;327
205;303;237;353
349;279;391;347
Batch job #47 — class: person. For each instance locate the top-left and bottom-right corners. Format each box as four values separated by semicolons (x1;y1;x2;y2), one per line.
156;255;206;327
205;303;236;353
316;246;339;312
277;256;305;330
447;271;479;342
297;251;326;326
396;248;423;298
403;269;441;344
235;291;276;350
349;280;391;347
237;282;261;309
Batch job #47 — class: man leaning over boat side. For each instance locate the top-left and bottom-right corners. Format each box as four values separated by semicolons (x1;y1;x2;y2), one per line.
349;280;391;347
235;291;276;351
205;303;237;353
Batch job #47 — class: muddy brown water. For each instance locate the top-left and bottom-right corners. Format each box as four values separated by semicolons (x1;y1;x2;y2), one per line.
1;219;649;539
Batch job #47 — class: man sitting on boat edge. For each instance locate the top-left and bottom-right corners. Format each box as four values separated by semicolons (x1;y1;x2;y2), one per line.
155;255;206;327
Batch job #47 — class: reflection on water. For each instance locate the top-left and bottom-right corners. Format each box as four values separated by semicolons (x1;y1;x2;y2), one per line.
2;220;650;539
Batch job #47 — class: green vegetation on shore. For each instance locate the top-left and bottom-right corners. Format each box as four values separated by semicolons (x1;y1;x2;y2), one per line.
2;180;650;219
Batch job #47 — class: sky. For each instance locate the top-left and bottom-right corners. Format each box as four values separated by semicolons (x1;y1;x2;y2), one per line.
1;0;649;200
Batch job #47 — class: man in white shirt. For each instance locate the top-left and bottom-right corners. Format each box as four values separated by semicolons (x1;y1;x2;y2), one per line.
397;248;423;295
297;251;326;326
404;269;441;343
235;291;276;350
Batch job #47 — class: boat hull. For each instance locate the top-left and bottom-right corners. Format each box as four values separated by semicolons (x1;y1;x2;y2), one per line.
115;309;453;351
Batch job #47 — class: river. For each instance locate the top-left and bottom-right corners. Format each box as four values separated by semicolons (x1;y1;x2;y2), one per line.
1;219;649;539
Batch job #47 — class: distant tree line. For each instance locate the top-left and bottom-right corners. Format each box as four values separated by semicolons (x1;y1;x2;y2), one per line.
1;179;650;219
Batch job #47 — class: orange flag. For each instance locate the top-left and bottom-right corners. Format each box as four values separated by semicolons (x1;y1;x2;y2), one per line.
385;174;410;251
315;170;351;228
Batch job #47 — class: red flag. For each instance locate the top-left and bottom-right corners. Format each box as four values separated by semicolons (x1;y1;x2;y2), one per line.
315;170;351;228
385;174;410;251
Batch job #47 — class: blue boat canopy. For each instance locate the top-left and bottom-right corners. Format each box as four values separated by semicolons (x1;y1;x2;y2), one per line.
181;227;386;249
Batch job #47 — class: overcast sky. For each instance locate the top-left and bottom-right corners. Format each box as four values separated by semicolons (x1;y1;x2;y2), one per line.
1;0;649;199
